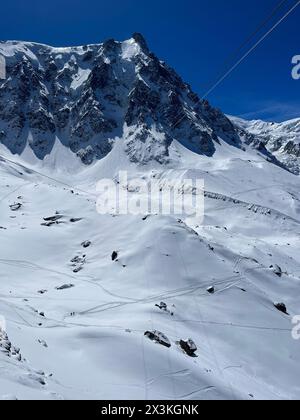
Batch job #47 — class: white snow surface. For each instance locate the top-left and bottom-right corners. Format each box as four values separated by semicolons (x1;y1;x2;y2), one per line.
0;131;300;401
121;39;143;60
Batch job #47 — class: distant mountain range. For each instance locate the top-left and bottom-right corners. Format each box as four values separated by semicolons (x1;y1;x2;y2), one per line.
230;116;300;175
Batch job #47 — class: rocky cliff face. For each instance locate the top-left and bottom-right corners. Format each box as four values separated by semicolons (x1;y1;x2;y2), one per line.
0;34;289;168
0;34;244;165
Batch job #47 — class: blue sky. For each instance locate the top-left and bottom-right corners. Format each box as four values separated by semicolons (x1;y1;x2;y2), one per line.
1;0;300;121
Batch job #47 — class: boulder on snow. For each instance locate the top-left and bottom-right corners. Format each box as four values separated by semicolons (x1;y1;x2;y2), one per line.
41;220;64;227
274;302;288;315
70;218;82;223
81;240;91;248
155;302;174;316
155;302;167;311
43;215;63;222
71;255;85;264
144;331;171;348
9;203;22;211
179;339;198;357
270;265;283;277
37;290;48;295
112;251;118;261
56;284;75;291
38;339;48;348
207;286;215;294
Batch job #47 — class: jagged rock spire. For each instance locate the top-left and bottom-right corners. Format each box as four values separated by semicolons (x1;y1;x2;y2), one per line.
132;33;149;52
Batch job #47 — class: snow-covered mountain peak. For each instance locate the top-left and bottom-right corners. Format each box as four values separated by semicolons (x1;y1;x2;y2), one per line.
1;34;280;169
230;116;300;140
230;116;300;174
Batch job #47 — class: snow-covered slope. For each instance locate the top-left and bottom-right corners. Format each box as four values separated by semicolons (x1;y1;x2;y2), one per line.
0;135;300;400
230;116;300;174
0;35;300;401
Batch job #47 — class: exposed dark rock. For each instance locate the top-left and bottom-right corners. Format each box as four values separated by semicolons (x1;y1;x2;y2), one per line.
155;302;174;316
55;284;75;291
132;33;149;52
10;203;22;211
179;339;198;357
274;302;288;315
81;240;91;248
144;331;171;348
271;265;283;277
43;215;63;222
